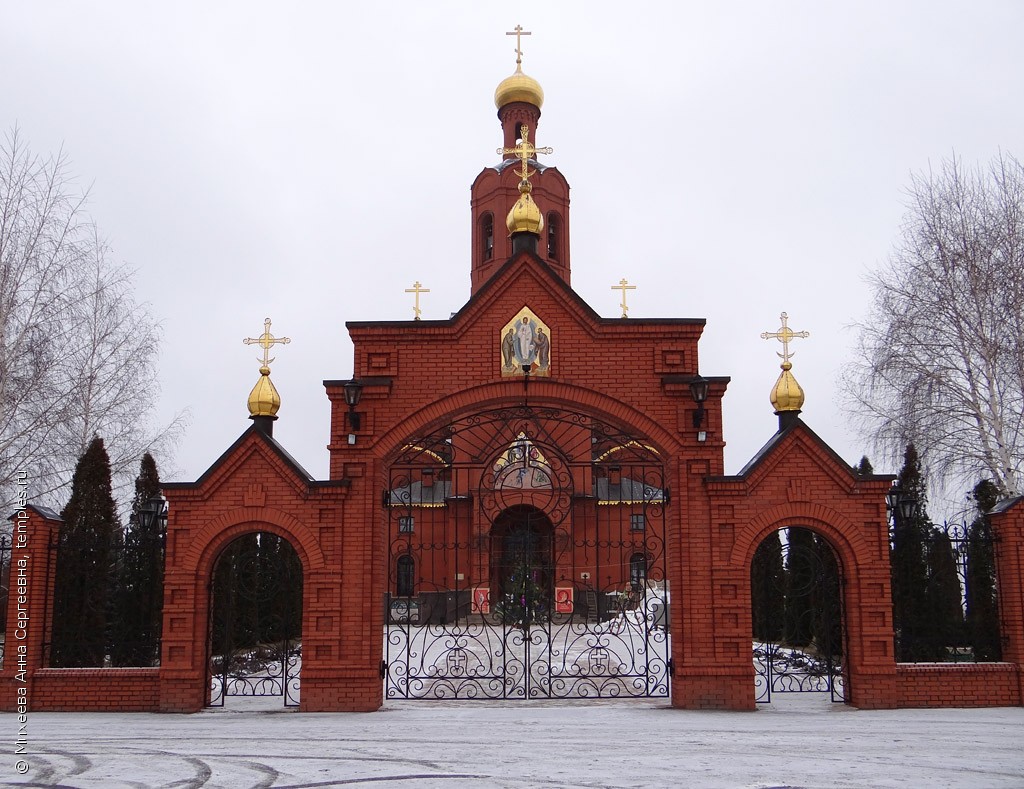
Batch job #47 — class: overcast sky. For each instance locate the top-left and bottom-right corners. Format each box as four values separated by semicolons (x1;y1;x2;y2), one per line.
3;2;1021;515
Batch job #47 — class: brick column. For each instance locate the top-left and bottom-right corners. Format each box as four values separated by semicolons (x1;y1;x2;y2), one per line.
0;506;60;711
992;501;1024;705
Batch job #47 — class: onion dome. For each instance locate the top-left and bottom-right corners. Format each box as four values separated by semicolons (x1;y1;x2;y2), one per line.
248;365;282;417
506;178;544;236
770;361;805;413
495;64;544;109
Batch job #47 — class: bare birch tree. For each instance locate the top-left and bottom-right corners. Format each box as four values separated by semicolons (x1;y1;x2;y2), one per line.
0;128;183;509
845;152;1024;496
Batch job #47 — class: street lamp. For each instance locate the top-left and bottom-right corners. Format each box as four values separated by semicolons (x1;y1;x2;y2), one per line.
138;496;168;534
886;484;919;523
344;379;364;440
689;375;710;441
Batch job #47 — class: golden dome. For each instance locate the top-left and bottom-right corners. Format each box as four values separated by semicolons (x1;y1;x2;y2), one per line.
495;65;544;109
506;178;545;236
248;365;281;417
770;361;805;413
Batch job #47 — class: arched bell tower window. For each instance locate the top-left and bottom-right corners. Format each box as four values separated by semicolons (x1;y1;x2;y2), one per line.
546;212;560;260
481;213;494;261
397;555;415;597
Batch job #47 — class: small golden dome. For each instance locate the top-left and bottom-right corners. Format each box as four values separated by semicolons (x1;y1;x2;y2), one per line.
248;365;281;417
495;65;544;109
506;178;545;236
770;361;805;413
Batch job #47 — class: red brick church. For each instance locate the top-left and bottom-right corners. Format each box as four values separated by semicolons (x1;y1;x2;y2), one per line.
5;32;1024;713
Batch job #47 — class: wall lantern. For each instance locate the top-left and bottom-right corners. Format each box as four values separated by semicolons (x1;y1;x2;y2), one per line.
689;375;710;440
344;379;364;439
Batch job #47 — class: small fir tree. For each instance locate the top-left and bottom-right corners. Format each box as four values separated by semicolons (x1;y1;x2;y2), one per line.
111;453;164;666
784;527;817;647
51;436;119;666
853;456;874;476
923;527;964;659
965;480;1001;660
751;531;785;643
890;443;932;661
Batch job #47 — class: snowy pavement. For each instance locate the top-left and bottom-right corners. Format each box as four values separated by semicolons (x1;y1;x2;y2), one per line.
3;696;1023;788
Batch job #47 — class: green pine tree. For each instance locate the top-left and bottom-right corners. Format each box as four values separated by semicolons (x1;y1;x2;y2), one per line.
784;527;817;647
812;534;843;658
890;443;932;661
923;527;963;660
111;453;164;666
854;455;874;476
966;480;1001;660
51;436;120;667
751;531;785;642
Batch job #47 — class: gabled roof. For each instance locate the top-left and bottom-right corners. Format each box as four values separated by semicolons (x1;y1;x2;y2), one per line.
346;249;706;334
7;503;62;522
715;416;893;487
163;423;341;491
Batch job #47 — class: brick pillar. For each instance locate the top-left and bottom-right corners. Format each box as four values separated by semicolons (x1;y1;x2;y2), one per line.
992;502;1024;705
0;506;60;711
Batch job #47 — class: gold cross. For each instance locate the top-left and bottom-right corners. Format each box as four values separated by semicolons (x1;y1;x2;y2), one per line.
497;124;553;179
760;312;810;364
612;278;637;318
506;25;531;67
405;281;430;320
243;317;290;368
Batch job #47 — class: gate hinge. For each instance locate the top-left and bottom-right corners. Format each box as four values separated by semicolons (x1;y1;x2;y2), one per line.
379;660;388;679
667;658;675;677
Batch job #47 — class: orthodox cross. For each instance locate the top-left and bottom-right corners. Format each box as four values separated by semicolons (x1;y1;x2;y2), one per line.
506;25;531;67
760;312;810;364
405;281;430;320
243;317;290;368
612;278;637;319
497;125;553;180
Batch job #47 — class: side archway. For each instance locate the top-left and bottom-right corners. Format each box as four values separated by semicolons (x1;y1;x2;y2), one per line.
207;531;303;707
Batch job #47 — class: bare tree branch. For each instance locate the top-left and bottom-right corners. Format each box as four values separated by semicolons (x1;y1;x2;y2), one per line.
844;152;1024;496
0;128;186;510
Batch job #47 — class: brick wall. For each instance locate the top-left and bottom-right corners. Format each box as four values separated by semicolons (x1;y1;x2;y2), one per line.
896;663;1021;708
31;669;160;711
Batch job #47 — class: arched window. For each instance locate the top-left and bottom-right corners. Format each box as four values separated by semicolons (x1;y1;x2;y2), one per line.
629;553;647;592
481;213;494;261
397;555;415;597
546;213;559;260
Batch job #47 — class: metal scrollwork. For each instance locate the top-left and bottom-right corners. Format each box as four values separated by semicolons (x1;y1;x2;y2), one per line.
384;406;669;700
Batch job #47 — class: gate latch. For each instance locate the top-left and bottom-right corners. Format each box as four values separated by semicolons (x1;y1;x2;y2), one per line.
379;660;388;679
667;658;675;677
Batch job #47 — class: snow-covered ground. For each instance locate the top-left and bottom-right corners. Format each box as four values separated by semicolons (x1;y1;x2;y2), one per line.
4;695;1022;788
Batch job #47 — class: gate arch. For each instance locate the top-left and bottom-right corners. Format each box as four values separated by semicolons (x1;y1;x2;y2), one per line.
750;526;845;703
383;404;671;700
207;531;303;707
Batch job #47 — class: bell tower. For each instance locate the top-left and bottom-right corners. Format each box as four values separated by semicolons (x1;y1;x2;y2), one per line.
470;27;571;295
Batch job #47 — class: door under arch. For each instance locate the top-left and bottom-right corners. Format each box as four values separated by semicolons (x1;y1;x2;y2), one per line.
207;532;303;707
383;405;671;700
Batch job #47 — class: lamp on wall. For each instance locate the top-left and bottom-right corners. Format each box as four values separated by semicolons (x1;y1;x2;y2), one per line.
689;375;710;441
886;483;919;523
344;379;364;441
138;496;168;534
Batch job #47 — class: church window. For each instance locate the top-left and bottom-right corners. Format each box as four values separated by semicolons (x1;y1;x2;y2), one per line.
397;555;415;597
547;213;560;259
630;513;646;532
482;213;494;260
399;515;415;533
629;553;647;591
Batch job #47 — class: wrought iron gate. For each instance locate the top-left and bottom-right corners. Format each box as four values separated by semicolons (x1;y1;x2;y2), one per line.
384;406;671;700
208;532;302;707
752;528;845;703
